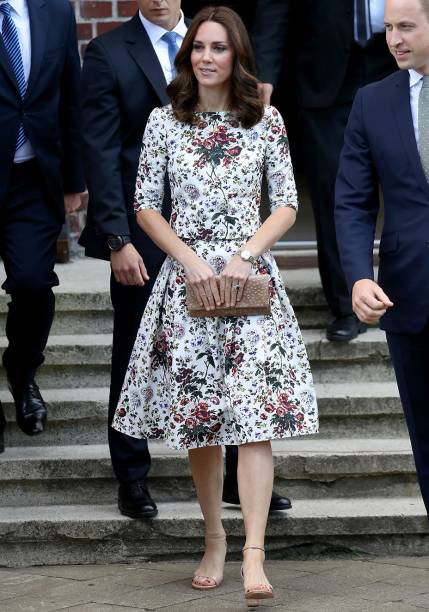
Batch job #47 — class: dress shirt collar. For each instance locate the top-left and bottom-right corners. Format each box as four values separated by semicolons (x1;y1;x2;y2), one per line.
409;68;424;88
0;0;26;18
139;10;187;45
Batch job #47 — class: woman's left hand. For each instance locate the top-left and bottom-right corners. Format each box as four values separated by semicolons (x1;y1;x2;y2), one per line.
219;255;252;307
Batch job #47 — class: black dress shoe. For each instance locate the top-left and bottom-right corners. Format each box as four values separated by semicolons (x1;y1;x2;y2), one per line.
8;379;47;436
326;314;367;342
222;486;292;513
118;481;158;519
269;490;292;511
0;401;5;453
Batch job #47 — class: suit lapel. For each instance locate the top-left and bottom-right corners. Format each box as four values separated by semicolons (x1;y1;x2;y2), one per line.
125;14;169;106
391;70;429;197
25;0;47;100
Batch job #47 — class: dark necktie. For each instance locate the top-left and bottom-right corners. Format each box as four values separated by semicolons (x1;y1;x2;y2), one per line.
0;2;27;150
161;30;179;79
355;0;370;46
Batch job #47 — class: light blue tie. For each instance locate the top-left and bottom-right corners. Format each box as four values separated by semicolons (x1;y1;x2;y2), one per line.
0;2;27;150
161;31;179;79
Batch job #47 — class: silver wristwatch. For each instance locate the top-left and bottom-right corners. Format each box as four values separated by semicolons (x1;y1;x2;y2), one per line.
239;250;257;266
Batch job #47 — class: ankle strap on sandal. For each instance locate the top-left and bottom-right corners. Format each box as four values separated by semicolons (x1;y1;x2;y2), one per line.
242;546;265;553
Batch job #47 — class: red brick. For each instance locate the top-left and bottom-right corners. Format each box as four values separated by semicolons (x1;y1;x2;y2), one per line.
80;1;112;18
77;22;93;40
118;1;136;17
97;21;123;34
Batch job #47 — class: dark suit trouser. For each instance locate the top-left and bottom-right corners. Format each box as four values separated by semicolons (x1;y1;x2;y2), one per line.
298;105;353;318
0;160;62;383
108;272;158;484
386;323;429;518
109;269;239;485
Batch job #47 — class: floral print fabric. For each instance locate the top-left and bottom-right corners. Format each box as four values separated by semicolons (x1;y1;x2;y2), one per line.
112;105;318;450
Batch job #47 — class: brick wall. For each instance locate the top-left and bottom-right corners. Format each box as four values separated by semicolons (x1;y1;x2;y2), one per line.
73;0;136;57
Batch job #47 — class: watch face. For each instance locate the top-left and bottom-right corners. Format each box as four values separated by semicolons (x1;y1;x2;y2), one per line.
241;250;251;260
107;236;123;251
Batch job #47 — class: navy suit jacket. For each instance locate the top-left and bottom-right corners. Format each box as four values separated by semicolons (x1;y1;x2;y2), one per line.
251;0;395;108
335;70;429;334
79;14;189;266
0;0;84;220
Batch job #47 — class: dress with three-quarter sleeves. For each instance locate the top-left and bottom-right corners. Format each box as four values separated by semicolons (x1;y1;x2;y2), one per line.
112;104;318;450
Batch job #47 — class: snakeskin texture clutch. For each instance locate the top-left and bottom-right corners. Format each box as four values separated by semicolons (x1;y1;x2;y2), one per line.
186;275;271;317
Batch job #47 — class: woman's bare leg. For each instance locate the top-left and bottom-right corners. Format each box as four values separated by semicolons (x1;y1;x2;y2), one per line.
188;445;226;586
238;440;274;590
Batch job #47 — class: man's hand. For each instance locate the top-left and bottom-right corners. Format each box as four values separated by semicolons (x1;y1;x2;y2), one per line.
111;243;149;286
64;193;84;215
352;279;394;324
257;82;274;105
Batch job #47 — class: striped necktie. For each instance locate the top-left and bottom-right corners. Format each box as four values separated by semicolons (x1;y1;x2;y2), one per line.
418;75;429;183
161;30;179;80
0;2;27;150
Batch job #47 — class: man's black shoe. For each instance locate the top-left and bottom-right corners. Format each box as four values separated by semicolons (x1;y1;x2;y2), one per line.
222;486;292;513
8;380;47;436
269;490;292;511
0;401;5;453
118;481;158;519
326;314;367;342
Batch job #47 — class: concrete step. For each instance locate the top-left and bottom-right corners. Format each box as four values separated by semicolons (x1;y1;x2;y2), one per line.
0;292;112;335
0;268;328;333
0;438;419;507
0;334;112;388
1;383;404;447
0;329;394;388
1;388;109;446
0;497;427;567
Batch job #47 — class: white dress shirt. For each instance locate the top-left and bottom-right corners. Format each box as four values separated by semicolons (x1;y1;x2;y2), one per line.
139;10;187;84
354;0;386;42
0;0;34;161
368;0;385;34
409;69;423;147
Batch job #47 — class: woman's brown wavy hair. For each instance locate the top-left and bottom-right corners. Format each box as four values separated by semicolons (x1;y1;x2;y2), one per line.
167;6;264;128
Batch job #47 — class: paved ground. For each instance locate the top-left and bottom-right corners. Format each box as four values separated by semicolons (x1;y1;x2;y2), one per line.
1;557;429;611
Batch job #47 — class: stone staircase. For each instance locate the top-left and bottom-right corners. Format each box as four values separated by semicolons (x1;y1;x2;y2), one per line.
0;260;428;568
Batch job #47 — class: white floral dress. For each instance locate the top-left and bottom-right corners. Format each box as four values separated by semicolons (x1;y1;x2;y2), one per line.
112;105;318;450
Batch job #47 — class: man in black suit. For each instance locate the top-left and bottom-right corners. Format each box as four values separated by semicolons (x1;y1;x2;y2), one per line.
252;0;397;341
0;0;84;453
335;0;429;518
80;0;291;519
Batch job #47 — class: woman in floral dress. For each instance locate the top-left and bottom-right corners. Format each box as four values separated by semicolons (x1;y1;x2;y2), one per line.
112;6;318;606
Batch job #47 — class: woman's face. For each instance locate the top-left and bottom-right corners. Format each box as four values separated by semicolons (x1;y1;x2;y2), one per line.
191;21;234;89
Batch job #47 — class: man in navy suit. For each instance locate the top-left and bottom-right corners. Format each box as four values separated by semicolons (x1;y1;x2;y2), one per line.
336;0;429;518
80;0;187;520
250;0;397;342
0;0;84;452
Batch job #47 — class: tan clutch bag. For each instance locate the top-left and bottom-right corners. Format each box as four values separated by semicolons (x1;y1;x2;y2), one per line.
186;275;271;317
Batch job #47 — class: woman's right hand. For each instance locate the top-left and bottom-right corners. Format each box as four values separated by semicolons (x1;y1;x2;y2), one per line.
183;256;221;311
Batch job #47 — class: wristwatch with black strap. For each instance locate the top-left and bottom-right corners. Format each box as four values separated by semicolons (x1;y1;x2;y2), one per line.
107;234;132;252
